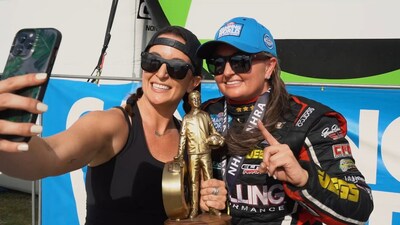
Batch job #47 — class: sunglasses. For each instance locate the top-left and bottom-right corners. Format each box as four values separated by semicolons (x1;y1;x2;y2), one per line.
141;52;194;80
206;53;270;76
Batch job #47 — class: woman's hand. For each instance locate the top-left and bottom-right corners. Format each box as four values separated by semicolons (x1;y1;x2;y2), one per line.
199;178;227;212
0;73;48;152
257;120;309;187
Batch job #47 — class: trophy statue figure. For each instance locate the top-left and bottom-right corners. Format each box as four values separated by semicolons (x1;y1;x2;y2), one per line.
162;90;228;224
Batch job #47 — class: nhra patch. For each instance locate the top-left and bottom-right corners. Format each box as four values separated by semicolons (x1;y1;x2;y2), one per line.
217;22;243;38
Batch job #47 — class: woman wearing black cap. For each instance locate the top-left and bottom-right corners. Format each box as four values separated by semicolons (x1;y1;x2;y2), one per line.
0;26;227;224
198;17;374;225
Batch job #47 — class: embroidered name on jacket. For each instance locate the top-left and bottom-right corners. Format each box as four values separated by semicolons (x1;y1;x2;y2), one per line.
226;155;286;214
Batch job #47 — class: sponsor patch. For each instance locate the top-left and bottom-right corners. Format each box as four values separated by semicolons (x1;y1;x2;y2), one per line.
318;170;360;202
344;175;365;183
263;33;274;50
332;144;352;158
217;22;243;39
241;164;261;174
321;124;344;140
210;112;230;133
229;202;286;213
295;107;315;127
339;158;357;172
230;184;285;206
245;149;264;159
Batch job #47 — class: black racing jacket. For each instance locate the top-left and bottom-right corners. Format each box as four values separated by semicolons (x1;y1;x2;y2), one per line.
202;95;374;225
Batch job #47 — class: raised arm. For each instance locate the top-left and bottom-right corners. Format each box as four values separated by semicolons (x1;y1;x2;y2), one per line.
0;108;128;180
0;74;129;180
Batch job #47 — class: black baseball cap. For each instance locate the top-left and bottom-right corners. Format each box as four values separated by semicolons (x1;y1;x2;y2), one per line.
144;26;202;76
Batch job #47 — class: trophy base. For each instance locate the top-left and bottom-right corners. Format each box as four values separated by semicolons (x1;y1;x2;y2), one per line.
164;213;231;225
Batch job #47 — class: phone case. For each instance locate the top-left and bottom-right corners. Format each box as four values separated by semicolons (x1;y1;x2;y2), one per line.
0;28;62;142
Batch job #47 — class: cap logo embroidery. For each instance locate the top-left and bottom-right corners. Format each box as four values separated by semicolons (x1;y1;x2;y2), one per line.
263;34;274;50
217;22;243;39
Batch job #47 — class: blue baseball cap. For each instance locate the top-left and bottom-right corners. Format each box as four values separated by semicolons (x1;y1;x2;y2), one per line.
197;17;277;58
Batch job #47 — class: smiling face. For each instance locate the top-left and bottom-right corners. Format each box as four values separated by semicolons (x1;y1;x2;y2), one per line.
212;44;276;102
140;33;201;109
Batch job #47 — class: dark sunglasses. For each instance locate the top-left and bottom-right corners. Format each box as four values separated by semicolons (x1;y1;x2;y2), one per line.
141;51;194;80
206;53;270;76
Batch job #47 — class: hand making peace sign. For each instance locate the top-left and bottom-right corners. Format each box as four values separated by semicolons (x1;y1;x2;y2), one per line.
257;120;309;187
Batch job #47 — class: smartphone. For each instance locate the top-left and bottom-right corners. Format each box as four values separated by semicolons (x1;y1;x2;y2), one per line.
0;28;62;142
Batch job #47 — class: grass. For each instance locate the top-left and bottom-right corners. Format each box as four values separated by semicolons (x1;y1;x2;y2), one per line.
0;188;37;225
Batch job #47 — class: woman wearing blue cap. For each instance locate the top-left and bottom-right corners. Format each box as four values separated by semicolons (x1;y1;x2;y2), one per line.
197;17;374;225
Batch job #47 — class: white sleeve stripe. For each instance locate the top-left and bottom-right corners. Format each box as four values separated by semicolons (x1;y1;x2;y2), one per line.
305;137;321;167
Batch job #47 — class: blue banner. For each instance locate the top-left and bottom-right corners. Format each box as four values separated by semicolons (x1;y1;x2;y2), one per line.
42;79;400;225
42;79;139;225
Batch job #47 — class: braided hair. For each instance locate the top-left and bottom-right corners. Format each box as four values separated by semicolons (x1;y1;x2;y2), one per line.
124;87;143;117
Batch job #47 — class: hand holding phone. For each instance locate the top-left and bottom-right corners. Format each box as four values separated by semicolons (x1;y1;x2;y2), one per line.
0;28;62;142
0;73;49;152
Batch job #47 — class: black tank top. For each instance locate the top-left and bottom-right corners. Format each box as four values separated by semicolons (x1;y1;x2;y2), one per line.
85;106;177;225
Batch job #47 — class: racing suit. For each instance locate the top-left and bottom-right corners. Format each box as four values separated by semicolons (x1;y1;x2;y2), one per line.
202;95;374;225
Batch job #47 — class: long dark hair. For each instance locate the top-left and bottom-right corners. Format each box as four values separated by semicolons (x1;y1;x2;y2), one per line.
265;56;291;131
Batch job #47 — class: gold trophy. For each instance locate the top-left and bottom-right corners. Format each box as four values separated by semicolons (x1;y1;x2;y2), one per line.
162;91;230;224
